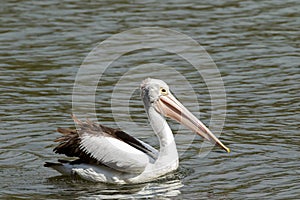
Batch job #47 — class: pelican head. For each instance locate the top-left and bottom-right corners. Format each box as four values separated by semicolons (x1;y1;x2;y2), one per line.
140;78;230;153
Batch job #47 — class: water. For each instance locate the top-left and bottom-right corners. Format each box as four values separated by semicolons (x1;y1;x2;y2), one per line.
1;0;299;199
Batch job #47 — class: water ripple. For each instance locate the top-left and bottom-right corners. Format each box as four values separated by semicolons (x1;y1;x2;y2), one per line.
1;0;299;199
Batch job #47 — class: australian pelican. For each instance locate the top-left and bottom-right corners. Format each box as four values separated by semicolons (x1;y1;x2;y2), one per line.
44;78;230;184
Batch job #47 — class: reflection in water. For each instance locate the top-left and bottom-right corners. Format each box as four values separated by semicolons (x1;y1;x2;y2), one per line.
81;180;183;199
45;167;192;199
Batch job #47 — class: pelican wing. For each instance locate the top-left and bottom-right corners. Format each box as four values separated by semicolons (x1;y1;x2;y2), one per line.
53;116;157;173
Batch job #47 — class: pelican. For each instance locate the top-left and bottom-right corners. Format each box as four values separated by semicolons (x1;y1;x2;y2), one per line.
44;78;230;184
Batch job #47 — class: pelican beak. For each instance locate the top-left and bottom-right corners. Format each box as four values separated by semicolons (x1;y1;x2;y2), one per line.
155;93;230;153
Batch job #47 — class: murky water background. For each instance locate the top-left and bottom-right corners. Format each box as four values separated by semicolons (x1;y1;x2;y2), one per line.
1;0;299;199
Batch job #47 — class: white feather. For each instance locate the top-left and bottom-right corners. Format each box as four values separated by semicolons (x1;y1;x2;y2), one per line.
79;134;150;173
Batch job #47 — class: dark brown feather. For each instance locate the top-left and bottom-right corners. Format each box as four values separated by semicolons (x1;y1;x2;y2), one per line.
52;115;156;165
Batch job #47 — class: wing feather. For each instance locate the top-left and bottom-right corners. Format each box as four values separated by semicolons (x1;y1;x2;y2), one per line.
53;115;157;173
80;135;149;173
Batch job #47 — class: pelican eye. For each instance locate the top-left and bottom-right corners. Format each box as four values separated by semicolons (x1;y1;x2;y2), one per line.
160;87;168;95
